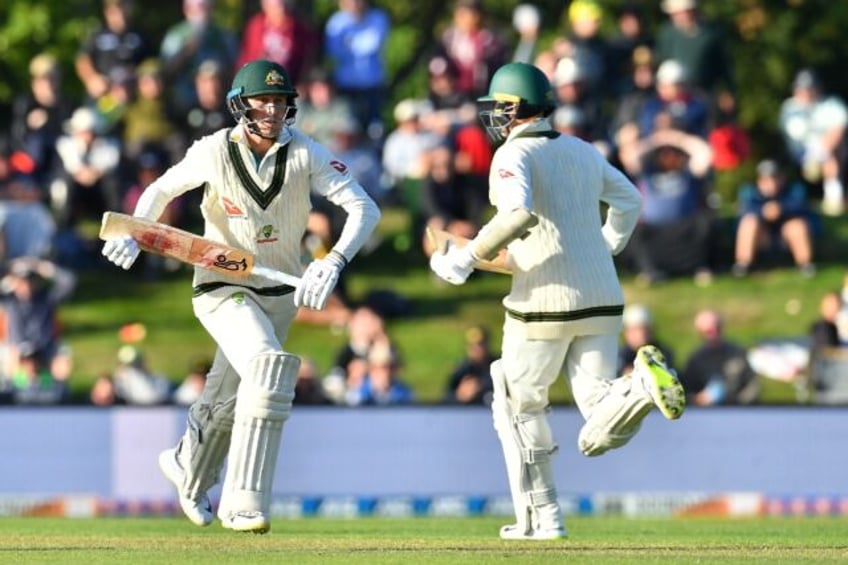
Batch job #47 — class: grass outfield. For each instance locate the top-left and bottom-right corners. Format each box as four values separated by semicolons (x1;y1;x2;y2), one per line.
1;516;847;564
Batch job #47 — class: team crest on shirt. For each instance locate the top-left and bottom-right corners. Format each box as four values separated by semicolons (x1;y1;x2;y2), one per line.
265;70;286;87
222;196;246;218
329;160;348;174
256;224;279;244
498;168;516;179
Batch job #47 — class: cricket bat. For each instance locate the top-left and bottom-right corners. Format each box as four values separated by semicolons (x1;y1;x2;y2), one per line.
426;226;512;275
99;212;301;287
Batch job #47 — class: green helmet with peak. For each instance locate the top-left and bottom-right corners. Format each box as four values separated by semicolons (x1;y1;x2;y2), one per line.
227;60;299;138
478;62;555;143
228;59;298;100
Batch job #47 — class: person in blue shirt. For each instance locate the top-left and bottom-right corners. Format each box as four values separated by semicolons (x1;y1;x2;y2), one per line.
345;338;414;406
732;158;816;278
324;0;390;140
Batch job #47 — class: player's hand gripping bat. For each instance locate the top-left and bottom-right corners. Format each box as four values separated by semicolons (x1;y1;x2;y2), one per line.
426;226;512;275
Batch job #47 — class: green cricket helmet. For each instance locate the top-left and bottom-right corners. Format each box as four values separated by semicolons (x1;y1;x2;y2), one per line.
478;62;555;143
227;59;299;138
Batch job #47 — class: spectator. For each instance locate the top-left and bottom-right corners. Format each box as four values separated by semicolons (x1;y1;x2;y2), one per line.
160;0;238;111
52;107;123;230
439;0;509;98
607;4;653;99
324;0;390;139
681;308;760;406
94;65;136;137
420;56;477;140
655;0;735;100
236;0;318;88
443;325;495;405
732;159;816;278
779;68;848;216
121;58;184;163
810;290;844;351
75;0;153;100
551;57;608;151
345;338;414;406
293;356;332;405
610;46;656;154
420;144;478;256
181;60;231;144
0;139;56;263
0;257;76;397
172;357;211;406
296;68;357;149
327;116;385;203
9;342;67;405
511;4;541;65
619;126;716;286
617;304;675;378
638;59;710;139
111;344;172;405
382;99;441;193
324;304;392;403
10;54;74;186
552;0;609;99
90;373;123;406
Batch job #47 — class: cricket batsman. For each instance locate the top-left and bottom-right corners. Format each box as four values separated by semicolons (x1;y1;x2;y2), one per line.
429;62;685;540
101;59;380;533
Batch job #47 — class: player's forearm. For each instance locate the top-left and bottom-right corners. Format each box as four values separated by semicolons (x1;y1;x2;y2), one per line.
330;195;381;262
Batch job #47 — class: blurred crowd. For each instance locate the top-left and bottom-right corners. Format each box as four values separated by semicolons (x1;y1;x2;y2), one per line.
0;0;846;405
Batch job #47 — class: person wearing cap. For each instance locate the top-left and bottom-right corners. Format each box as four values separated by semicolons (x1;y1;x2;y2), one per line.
53;106;123;230
10;53;73;185
638;59;710;139
617;304;675;377
779;68;848;216
121;58;184;162
552;56;608;149
552;0;609;99
732;158;816;278
655;0;735;100
75;0;153;100
160;0;238;111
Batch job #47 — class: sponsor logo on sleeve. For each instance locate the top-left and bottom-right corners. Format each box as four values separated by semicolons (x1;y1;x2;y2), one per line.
497;168;516;179
222;196;246;218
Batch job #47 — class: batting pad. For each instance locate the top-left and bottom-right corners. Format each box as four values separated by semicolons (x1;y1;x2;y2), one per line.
491;360;560;531
179;397;236;500
577;375;652;457
219;352;299;517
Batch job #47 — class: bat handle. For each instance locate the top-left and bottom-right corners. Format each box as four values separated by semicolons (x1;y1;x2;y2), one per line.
251;265;301;288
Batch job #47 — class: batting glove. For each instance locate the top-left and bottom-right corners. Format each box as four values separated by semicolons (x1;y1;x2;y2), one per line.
102;236;140;270
294;251;346;310
429;241;477;285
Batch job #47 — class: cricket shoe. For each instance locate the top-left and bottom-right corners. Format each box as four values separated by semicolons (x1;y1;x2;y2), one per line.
635;345;685;420
221;511;271;534
499;524;567;540
158;448;214;527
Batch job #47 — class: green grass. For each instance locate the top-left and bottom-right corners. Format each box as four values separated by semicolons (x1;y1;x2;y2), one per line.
1;516;847;564
59;208;848;404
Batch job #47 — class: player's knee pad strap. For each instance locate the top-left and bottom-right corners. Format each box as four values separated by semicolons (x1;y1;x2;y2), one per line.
578;376;652;457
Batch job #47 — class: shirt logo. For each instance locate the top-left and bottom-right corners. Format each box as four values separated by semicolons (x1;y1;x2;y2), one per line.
256;224;279;244
498;168;516;179
222;197;246;218
330;160;348;174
